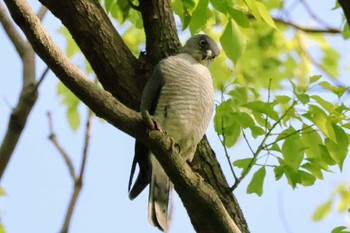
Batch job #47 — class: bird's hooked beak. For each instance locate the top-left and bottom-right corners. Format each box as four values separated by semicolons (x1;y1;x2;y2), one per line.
202;49;217;61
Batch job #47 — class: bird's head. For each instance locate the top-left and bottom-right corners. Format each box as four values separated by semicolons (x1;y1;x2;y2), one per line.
182;34;220;67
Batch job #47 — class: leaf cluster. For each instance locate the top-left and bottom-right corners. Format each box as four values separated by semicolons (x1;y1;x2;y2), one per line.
215;76;350;195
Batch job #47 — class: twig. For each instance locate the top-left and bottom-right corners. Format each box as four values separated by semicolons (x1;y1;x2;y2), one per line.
35;66;49;89
273;17;341;34
60;110;94;233
301;0;336;30
0;2;26;56
231;101;297;191
216;93;237;181
47;112;76;180
262;124;315;150
36;5;47;21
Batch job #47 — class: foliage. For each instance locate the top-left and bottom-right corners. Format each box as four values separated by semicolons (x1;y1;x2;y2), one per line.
313;181;350;222
215;77;350;194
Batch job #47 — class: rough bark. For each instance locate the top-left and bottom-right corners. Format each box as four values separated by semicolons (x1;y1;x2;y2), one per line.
339;0;350;28
4;0;249;232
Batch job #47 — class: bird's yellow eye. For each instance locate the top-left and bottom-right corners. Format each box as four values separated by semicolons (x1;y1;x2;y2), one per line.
199;39;206;46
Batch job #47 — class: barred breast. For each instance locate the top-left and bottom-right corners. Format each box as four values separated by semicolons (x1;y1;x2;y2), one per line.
154;53;214;159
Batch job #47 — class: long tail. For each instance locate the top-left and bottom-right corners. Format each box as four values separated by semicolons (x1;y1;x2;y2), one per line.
148;155;172;232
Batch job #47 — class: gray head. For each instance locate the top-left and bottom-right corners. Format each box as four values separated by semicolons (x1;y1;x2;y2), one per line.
182;34;220;67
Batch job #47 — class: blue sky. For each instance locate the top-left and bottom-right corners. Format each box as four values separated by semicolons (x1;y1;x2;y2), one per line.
0;1;349;233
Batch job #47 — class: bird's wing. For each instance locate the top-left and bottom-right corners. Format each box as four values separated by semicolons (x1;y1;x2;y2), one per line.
128;66;164;200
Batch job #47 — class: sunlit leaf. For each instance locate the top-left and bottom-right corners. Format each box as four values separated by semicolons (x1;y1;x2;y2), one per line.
220;19;246;64
189;0;210;34
332;226;350;233
298;170;316;186
256;1;277;29
233;158;254;171
243;101;279;121
247;166;266;196
309;75;322;83
227;7;250;28
313;200;332;221
281;131;304;171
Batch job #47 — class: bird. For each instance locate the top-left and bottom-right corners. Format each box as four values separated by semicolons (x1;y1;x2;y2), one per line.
128;34;220;232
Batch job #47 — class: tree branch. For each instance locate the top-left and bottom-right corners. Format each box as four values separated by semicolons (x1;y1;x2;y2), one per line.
0;2;48;180
4;1;243;232
39;0;141;110
47;112;76;180
0;2;26;56
273;17;341;34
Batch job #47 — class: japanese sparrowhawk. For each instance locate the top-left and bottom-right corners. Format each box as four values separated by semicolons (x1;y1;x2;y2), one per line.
128;34;220;232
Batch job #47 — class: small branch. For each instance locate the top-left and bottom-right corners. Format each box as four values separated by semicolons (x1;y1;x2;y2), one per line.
300;0;336;30
231;102;297;191
273;17;341;34
0;1;26;56
60;110;94;233
78;110;93;180
216;94;237;181
262;124;315;150
47;112;76;180
36;5;47;21
35;66;49;89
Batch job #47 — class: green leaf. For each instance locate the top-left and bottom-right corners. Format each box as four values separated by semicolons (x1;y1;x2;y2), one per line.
247;166;266;196
273;165;284;180
210;0;227;13
220;19;246;64
243;101;279;121
57;82;81;131
318;81;347;99
304;105;336;142
302;162;323;179
296;93;310;105
281;131;304;171
301;125;322;159
227;7;250;28
233;158;254;171
0;186;6;196
342;23;350;40
298;170;316;186
0;224;5;233
57;28;80;58
309;75;322;83
250;126;265;138
256;1;277;29
325;125;348;170
313;200;332;221
224;122;241;148
332;226;350;233
117;0;131;22
310;95;333;113
104;0;116;12
189;0;210;34
274;95;291;104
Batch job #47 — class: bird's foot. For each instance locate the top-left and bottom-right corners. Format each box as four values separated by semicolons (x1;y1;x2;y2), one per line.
141;110;162;131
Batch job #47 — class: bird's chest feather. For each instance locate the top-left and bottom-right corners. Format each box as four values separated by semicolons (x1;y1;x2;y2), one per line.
154;54;214;144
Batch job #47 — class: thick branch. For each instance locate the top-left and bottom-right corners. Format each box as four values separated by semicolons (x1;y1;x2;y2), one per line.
0;2;44;180
139;0;182;63
39;0;141;110
339;0;350;28
4;1;242;232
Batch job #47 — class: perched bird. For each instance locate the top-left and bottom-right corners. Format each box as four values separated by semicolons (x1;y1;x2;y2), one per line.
128;34;220;232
